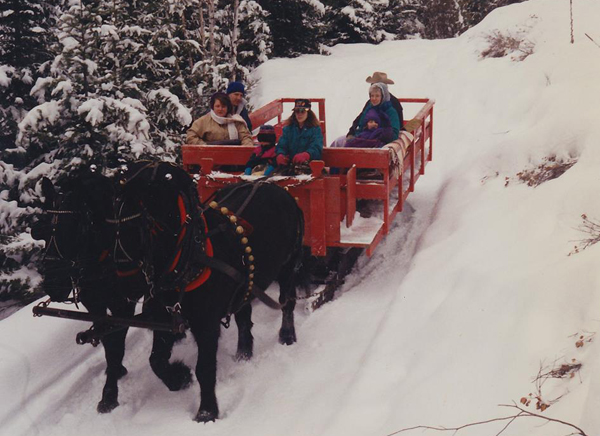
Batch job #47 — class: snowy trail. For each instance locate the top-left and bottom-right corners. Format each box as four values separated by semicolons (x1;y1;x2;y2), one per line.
3;1;600;435
0;192;433;436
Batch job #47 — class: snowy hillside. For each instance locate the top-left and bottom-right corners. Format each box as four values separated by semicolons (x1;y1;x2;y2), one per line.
2;0;600;435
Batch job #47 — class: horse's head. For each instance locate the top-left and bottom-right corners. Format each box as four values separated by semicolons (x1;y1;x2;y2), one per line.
31;168;115;301
113;161;200;294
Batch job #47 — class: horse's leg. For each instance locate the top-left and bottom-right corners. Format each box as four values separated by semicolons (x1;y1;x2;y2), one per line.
96;299;135;413
190;314;221;422
145;296;192;391
234;304;253;361
149;329;192;391
278;264;297;345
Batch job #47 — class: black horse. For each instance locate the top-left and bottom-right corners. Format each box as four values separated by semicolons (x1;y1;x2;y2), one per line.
33;161;305;422
114;161;305;422
31;168;148;413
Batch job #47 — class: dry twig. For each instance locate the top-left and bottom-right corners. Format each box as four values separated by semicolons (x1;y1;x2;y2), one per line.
386;402;588;436
569;214;600;255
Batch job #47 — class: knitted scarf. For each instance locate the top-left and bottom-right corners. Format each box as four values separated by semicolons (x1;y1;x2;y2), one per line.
210;111;245;140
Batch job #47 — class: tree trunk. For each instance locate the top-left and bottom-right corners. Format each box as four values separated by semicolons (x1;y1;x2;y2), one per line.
231;0;240;80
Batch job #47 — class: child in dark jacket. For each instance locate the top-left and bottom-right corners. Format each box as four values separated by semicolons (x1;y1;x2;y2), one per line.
244;125;277;175
345;108;393;148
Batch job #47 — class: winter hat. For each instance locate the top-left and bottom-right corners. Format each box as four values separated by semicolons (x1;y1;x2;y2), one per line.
226;81;245;95
257;124;276;145
369;83;390;104
366;71;395;84
294;99;311;110
365;108;382;126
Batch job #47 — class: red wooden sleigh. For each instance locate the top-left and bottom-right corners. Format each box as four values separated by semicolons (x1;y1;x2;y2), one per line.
182;97;434;258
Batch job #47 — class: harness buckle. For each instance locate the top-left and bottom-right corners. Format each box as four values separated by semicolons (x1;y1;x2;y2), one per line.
166;302;182;314
166;303;188;333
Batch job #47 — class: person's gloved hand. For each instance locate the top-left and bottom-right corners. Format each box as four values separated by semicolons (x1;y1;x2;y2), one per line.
292;152;310;164
264;165;275;176
244;167;252;175
276;154;290;166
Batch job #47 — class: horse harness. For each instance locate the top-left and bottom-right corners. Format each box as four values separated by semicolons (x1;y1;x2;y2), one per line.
114;162;279;330
40;193;111;304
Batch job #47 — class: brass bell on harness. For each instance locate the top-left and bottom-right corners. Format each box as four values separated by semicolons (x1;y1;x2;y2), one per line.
229;215;237;223
209;201;218;209
245;246;252;254
241;237;248;244
248;255;255;262
220;207;229;215
236;226;244;234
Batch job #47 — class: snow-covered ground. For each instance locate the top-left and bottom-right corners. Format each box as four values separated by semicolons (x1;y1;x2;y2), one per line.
2;0;600;434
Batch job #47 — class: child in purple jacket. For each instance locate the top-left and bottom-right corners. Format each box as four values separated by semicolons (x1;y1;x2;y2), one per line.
345;108;393;148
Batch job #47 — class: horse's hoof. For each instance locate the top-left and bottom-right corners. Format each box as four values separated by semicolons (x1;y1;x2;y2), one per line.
165;360;192;391
278;330;297;346
97;399;119;414
194;409;218;423
235;349;253;361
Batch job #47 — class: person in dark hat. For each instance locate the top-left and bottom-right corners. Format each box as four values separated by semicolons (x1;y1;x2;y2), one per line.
273;99;323;171
244;125;278;175
226;81;252;131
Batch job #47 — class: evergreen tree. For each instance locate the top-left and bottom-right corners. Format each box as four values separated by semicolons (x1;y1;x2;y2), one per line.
0;0;57;156
256;0;325;58
458;0;525;31
323;0;383;45
0;0;58;302
17;0;201;181
419;0;462;39
232;1;273;79
379;0;427;40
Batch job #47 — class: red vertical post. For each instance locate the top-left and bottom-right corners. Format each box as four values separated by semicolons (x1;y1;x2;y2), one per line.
318;99;327;145
346;165;356;228
420;118;426;175
428;107;434;162
409;135;416;192
383;166;390;234
277;98;282;126
398;163;404;212
310;179;327;256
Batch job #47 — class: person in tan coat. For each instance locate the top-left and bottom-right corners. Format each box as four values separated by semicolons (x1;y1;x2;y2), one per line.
186;92;253;146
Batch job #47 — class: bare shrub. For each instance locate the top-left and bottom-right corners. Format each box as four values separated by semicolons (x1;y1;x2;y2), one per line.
387;341;591;436
480;30;535;61
505;156;577;188
570;215;600;255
